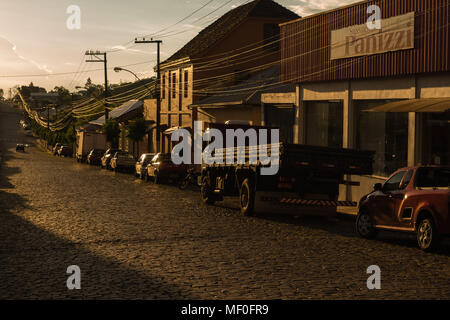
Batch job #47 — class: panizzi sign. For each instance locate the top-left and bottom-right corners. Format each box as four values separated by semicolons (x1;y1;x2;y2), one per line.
330;12;415;60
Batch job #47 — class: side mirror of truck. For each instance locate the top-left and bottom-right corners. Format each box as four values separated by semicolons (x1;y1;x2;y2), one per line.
373;183;383;191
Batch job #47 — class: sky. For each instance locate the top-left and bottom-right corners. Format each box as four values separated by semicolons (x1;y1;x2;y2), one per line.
0;0;360;95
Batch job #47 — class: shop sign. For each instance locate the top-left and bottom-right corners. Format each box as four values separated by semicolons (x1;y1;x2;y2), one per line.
331;12;414;60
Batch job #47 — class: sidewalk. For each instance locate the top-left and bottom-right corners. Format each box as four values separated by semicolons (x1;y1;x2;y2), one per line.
337;206;358;219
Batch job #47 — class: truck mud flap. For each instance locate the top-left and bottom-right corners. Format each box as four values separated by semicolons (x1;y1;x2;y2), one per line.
253;192;341;216
279;198;357;207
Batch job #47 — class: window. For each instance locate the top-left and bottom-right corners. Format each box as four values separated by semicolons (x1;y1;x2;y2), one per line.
355;100;408;177
162;75;166;99
400;170;414;189
263;24;280;51
168;73;171;103
184;70;189;98
172;73;176;99
421;113;450;166
264;104;295;143
305;101;343;148
383;171;406;192
416;167;450;188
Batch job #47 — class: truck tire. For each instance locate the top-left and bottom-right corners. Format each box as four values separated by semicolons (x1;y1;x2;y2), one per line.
201;176;215;204
240;178;255;217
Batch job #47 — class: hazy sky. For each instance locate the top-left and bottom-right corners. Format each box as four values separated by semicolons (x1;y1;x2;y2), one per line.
0;0;359;94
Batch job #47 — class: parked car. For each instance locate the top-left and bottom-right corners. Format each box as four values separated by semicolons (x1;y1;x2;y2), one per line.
110;152;136;172
19;120;30;130
16;144;25;152
53;143;63;155
87;149;105;166
58;145;73;157
76;130;106;163
135;153;155;179
145;153;188;184
101;148;120;169
356;166;450;251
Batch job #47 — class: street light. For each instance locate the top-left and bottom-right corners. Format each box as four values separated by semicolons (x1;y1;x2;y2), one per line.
114;67;141;81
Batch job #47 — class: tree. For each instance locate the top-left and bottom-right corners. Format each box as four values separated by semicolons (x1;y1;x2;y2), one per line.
126;117;147;156
51;86;71;106
65;125;76;145
103;119;120;148
83;77;104;98
0;89;4;100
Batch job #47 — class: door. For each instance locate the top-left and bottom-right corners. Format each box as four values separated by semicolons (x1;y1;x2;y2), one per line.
372;171;406;226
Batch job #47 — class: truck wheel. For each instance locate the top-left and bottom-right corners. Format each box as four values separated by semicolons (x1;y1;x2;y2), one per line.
356;209;377;239
240;178;255;217
201;176;215;204
417;217;440;252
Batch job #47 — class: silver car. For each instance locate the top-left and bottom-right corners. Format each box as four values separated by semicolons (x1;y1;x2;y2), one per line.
110;152;136;173
135;153;155;179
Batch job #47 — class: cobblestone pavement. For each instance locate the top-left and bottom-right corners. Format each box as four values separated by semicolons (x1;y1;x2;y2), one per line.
0;103;449;300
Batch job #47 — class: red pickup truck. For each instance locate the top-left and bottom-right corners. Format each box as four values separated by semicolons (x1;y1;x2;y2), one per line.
356;166;450;251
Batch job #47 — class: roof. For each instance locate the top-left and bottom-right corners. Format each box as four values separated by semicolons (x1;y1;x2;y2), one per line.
164;0;298;64
191;65;295;107
90;100;143;126
76;122;102;132
279;0;367;27
364;98;450;113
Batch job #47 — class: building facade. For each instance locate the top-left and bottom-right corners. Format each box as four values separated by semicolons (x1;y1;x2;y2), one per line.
278;0;450;202
144;0;298;153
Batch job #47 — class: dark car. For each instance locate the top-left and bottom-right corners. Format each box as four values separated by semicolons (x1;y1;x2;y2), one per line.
87;149;105;166
16;144;25;152
101;148;120;170
356;166;450;251
145;153;188;184
53;143;63;155
58;145;73;157
135;153;155;179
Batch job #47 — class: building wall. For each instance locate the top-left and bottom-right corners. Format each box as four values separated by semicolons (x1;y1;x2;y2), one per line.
196;105;262;125
154;15;295;152
193;18;285;98
160;64;194;129
295;73;450;203
280;0;450;83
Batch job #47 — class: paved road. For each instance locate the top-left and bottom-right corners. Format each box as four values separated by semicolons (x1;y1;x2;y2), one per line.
0;103;449;299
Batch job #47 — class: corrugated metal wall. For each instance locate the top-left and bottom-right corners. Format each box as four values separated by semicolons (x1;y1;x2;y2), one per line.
281;0;450;83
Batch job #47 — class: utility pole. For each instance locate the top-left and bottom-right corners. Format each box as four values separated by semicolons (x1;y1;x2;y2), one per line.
135;38;162;152
85;51;109;120
46;103;49;130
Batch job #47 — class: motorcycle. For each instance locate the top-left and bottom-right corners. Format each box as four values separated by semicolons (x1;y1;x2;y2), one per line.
178;167;200;190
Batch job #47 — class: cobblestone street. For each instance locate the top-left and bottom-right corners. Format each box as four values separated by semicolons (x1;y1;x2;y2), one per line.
1;103;449;300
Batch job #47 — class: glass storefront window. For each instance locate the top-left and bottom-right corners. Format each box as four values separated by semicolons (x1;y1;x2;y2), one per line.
421;113;450;166
305;101;343;148
355;100;408;177
264;104;295;143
